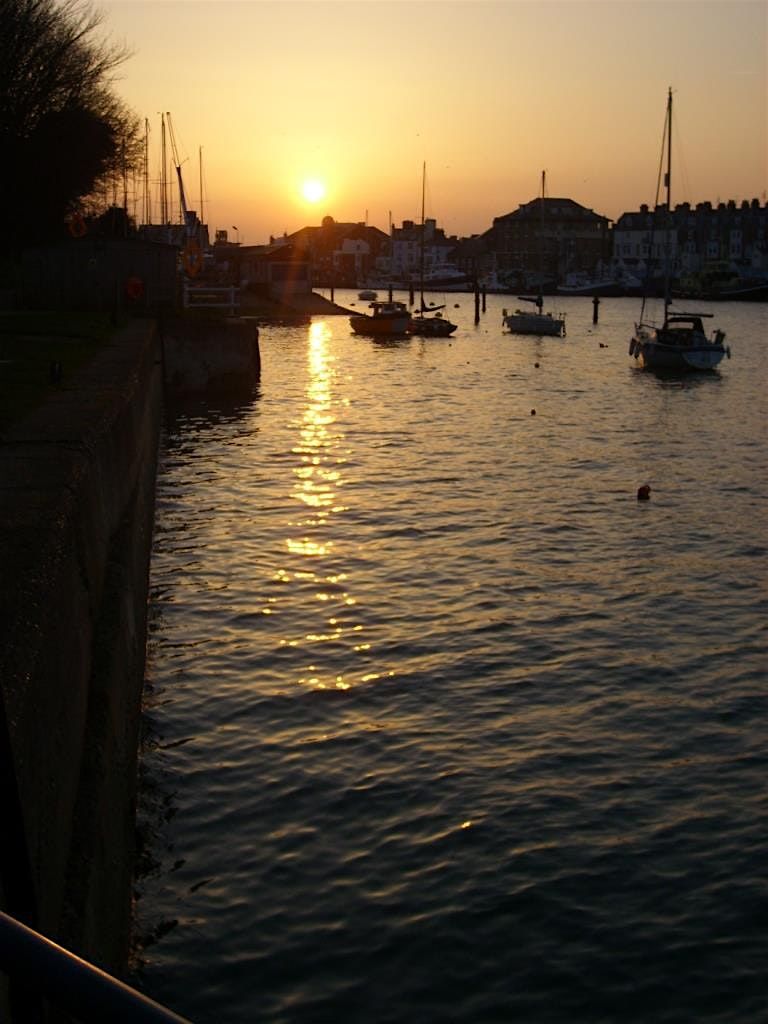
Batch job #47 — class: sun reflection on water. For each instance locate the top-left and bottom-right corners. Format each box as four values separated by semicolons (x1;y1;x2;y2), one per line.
280;321;374;690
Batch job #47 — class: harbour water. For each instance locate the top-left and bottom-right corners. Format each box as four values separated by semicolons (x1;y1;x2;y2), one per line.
136;293;766;1023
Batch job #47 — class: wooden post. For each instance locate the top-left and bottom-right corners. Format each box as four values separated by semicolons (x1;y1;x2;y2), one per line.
474;280;480;324
592;295;600;324
482;287;487;313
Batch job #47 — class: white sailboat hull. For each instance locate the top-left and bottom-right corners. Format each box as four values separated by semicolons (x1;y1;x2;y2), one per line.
629;323;729;371
503;310;566;337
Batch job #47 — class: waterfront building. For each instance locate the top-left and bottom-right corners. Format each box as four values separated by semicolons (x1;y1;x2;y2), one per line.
279;216;390;286
389;218;460;282
227;241;312;302
485;196;612;291
613;198;768;285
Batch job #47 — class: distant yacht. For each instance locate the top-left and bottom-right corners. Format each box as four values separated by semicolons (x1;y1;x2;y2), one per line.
557;270;642;297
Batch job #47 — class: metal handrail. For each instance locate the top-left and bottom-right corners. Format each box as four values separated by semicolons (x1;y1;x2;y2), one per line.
0;911;192;1024
182;283;240;314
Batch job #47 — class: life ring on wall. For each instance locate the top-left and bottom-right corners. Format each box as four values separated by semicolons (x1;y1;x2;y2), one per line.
125;276;144;301
67;212;87;238
183;239;203;278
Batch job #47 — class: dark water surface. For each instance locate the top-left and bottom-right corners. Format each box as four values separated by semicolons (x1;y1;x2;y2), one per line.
137;294;766;1023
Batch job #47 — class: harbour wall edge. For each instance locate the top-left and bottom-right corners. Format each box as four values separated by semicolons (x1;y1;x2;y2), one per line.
0;318;162;994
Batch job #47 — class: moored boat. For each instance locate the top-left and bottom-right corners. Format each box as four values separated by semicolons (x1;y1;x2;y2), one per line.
629;313;730;371
502;299;565;336
502;172;566;337
629;89;731;373
557;270;643;297
408;163;458;338
350;300;411;336
409;305;457;337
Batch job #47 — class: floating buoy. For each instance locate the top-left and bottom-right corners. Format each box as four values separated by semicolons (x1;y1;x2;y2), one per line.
599;342;607;348
637;484;651;501
534;362;540;368
531;409;536;416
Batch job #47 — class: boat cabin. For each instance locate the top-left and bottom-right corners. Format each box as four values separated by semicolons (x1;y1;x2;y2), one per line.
369;301;408;316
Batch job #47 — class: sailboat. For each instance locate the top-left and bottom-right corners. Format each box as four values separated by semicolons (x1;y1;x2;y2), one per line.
502;171;566;337
629;89;730;372
409;163;458;338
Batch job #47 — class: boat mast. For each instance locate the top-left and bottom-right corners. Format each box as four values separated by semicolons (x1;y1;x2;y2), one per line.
537;170;545;313
199;145;204;226
160;112;168;224
143;118;151;226
420;161;426;310
663;86;673;318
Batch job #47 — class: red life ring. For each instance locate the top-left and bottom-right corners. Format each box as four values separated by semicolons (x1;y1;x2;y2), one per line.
183;239;203;278
125;276;144;301
67;212;87;238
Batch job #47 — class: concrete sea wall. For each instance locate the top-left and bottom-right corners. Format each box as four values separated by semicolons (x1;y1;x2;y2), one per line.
161;315;261;392
0;320;163;988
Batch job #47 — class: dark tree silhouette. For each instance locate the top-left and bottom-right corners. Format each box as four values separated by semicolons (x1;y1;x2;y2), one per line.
0;0;141;246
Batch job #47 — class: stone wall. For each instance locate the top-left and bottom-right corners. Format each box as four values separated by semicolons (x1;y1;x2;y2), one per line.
0;319;162;989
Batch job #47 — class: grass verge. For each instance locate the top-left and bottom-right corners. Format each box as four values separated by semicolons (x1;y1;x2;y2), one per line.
0;311;119;434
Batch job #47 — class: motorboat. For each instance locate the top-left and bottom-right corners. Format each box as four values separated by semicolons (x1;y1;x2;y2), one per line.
350;300;411;336
557;270;643;297
358;289;378;300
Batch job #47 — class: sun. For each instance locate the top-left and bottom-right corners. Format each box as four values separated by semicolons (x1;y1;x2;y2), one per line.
301;178;326;203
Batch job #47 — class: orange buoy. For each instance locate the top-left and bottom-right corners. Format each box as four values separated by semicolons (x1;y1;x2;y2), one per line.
125;276;144;301
183;239;203;278
67;212;87;238
637;484;651;501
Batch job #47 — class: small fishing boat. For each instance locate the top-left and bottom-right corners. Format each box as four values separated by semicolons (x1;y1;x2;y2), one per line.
358;289;378;300
350;300;411;336
502;171;565;337
630;89;730;372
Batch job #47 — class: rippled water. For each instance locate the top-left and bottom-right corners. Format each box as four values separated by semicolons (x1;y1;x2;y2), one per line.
137;294;766;1024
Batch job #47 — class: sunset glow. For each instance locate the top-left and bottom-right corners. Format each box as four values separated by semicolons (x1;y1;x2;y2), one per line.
98;0;766;244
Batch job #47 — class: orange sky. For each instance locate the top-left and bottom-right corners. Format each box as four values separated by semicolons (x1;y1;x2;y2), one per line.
100;0;767;244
